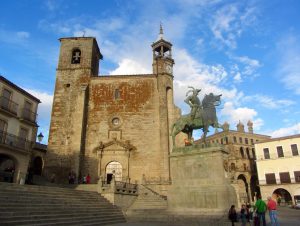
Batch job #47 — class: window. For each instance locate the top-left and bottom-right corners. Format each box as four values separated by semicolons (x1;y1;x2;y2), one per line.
243;163;247;171
114;89;120;100
251;139;254;145
265;173;276;184
239;137;243;144
240;147;245;158
246;148;250;159
277;146;284;158
279;172;291;184
233;136;237;143
19;127;28;140
263;148;270;159
221;139;223;144
225;137;228;144
0;119;7;143
252;148;256;160
71;49;81;64
291;144;299;156
1;88;12;109
245;138;248;144
294;171;300;182
23;101;32;120
0;119;7;132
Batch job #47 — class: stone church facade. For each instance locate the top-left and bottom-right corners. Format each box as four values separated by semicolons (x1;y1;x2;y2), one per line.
45;30;180;187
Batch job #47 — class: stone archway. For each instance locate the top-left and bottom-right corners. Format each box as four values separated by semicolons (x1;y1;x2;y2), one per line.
273;188;292;206
106;161;122;183
0;154;16;183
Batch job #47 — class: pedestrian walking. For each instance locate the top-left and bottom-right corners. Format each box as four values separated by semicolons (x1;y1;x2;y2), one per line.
228;205;238;226
267;196;279;226
254;195;267;226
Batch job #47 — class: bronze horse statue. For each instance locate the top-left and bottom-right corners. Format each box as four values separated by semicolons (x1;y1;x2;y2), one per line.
171;93;223;146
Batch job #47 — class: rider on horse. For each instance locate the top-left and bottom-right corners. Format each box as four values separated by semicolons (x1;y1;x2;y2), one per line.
184;87;202;120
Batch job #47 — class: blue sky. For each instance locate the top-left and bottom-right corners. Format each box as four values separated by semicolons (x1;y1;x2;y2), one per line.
1;0;300;143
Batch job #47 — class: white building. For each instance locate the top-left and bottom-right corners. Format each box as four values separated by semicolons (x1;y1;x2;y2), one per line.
255;134;300;205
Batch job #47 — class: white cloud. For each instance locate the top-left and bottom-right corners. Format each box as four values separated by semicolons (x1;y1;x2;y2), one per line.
269;123;300;138
16;32;30;39
220;101;264;131
109;58;151;75
0;29;30;45
244;94;295;109
210;3;257;49
277;34;300;95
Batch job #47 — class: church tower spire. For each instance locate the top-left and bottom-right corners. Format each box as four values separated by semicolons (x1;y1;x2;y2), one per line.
151;25;174;75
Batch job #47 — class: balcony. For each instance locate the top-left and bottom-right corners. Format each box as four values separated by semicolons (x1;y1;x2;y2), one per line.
0;130;32;153
20;108;38;124
0;96;18;116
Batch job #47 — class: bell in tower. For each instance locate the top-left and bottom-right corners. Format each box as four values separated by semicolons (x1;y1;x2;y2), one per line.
151;24;174;75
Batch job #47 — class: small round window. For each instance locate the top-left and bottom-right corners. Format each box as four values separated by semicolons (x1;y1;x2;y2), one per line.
112;117;120;126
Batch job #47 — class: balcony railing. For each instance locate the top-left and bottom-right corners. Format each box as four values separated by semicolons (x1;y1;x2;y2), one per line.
0;130;32;152
21;108;37;123
0;96;18;115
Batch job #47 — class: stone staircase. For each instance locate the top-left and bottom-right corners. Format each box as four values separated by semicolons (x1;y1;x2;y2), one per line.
0;182;126;225
126;185;169;221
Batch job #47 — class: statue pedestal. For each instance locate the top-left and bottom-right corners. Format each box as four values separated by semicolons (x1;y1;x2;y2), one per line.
168;145;237;215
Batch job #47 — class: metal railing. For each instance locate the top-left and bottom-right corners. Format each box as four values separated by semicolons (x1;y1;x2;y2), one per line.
0;96;18;115
0;130;32;152
21;108;37;123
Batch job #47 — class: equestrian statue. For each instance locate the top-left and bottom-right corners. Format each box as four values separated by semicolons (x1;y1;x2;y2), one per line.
171;87;223;146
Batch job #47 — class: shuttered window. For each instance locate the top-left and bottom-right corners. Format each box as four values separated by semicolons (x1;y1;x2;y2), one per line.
279;172;291;184
291;144;299;156
294;171;300;182
277;146;284;158
265;173;276;184
263;148;270;159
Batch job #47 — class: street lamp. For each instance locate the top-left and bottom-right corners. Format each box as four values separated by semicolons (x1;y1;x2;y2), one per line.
37;132;44;143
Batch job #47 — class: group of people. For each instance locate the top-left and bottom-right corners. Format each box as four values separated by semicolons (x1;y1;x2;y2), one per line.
228;195;279;226
68;171;91;184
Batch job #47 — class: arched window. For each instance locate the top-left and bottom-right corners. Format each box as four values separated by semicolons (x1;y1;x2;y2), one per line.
246;148;250;159
71;49;81;64
252;148;256;160
233;136;237;143
240;147;245;158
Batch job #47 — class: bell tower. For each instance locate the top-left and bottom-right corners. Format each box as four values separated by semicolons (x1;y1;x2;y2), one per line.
152;25;174;75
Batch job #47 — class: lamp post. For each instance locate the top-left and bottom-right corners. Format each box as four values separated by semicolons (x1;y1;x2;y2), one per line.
37;132;44;143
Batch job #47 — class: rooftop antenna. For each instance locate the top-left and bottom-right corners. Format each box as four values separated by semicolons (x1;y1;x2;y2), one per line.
82;30;86;37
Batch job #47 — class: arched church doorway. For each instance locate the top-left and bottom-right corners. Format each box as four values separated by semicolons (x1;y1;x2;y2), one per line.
0;154;16;183
273;188;292;206
237;174;249;203
32;156;43;175
106;161;122;184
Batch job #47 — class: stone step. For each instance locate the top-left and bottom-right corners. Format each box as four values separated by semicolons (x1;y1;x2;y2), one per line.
0;215;126;226
0;211;124;222
0;187;100;196
0;209;121;217
0;195;110;204
0;183;126;225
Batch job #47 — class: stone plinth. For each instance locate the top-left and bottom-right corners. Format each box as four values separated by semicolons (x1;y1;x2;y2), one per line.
168;145;237;215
